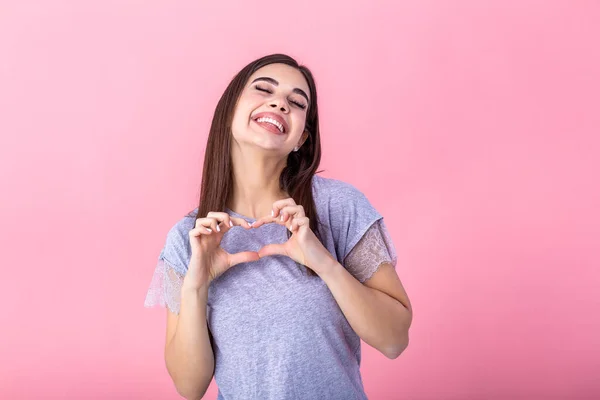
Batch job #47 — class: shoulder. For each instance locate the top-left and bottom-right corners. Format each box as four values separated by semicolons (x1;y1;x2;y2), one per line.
167;211;197;241
313;174;381;234
312;175;384;265
160;211;197;275
312;174;367;205
314;175;380;222
312;174;359;192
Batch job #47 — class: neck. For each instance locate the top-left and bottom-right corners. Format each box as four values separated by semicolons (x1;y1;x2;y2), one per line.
227;145;289;219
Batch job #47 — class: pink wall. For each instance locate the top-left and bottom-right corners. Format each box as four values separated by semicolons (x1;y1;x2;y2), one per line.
1;1;598;398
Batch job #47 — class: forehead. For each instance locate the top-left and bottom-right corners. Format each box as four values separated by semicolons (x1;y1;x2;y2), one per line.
247;63;310;94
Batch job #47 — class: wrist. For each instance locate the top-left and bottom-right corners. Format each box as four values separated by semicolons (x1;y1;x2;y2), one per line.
314;255;343;280
181;277;211;295
179;284;209;312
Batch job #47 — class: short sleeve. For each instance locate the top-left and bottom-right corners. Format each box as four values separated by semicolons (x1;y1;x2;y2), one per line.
144;217;193;315
326;180;397;282
343;218;398;283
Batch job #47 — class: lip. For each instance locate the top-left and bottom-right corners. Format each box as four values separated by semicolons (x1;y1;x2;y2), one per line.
251;112;289;134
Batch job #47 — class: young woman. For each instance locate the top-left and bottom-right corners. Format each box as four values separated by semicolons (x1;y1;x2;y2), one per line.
145;53;412;400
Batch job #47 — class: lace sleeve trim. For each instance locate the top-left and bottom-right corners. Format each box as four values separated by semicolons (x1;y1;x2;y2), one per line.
343;219;398;283
144;258;184;315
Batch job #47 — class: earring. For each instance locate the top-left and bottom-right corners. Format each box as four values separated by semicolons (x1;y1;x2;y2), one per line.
293;146;299;152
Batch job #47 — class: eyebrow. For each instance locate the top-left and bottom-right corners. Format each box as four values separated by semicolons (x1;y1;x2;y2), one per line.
250;77;310;105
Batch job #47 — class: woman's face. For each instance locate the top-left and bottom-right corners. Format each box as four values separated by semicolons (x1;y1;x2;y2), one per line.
231;63;310;154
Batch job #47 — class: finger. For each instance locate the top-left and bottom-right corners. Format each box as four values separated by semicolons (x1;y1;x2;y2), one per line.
257;243;287;259
250;215;277;229
196;217;220;232
238;218;254;229
271;198;297;218
189;226;214;236
197;214;247;231
290;216;309;233
206;212;248;231
195;217;216;229
224;216;253;229
290;217;298;232
254;205;304;228
227;251;260;267
206;212;233;230
279;205;305;223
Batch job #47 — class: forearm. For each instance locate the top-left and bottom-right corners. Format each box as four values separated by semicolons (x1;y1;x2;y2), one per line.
318;260;412;358
166;285;214;400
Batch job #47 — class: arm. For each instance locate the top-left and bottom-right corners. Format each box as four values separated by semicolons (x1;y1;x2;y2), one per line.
318;260;412;359
165;281;214;400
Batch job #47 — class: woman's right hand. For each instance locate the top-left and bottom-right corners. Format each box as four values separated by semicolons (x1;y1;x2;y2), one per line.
184;212;259;290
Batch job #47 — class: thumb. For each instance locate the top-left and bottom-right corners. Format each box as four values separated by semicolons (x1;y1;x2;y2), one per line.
257;243;287;259
227;251;260;268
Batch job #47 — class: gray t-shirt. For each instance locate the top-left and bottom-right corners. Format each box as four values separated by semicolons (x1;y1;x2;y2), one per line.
146;174;397;399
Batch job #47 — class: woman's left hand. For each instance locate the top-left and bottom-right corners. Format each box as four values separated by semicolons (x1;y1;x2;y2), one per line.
251;198;337;275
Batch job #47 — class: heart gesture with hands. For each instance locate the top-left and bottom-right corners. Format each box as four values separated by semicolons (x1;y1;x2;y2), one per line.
185;212;259;290
251;198;336;275
185;198;336;290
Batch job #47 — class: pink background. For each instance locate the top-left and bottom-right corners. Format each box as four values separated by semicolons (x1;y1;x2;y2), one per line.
1;1;598;399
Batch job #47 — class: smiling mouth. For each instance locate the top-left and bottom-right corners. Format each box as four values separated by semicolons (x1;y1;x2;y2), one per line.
254;117;286;134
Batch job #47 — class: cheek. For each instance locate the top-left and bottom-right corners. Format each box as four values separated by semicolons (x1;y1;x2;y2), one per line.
240;92;264;108
231;103;252;126
233;95;261;120
291;114;307;134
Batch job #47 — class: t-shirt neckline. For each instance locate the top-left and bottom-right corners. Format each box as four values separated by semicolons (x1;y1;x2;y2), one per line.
225;207;257;222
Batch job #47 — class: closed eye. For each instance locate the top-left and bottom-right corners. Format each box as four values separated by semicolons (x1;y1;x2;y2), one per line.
290;99;307;109
255;84;307;110
255;85;272;94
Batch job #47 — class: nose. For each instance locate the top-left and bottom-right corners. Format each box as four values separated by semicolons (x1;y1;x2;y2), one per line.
269;97;289;113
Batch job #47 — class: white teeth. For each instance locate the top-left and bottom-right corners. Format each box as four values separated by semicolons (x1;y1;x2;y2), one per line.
256;117;284;133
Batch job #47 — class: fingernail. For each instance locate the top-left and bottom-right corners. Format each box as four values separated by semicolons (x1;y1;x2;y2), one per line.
216;224;220;232
280;214;284;221
229;220;233;227
206;228;212;232
271;210;274;217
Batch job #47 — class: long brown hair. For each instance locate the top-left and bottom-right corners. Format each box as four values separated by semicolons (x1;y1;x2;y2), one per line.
189;53;325;277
